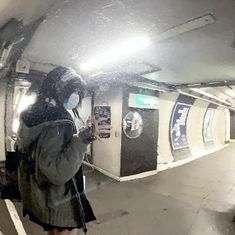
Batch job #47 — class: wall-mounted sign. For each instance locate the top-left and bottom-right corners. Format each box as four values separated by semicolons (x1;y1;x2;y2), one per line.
170;102;191;150
203;108;215;145
129;93;159;109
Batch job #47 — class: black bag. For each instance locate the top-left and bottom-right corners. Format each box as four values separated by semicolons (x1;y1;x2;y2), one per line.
0;151;21;201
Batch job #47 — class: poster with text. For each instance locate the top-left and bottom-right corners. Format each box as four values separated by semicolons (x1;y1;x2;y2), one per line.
203;108;215;144
171;103;191;150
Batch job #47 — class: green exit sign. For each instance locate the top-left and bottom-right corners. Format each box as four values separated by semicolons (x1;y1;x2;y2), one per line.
129;93;159;109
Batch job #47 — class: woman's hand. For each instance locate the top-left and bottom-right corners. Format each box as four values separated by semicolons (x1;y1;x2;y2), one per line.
78;127;97;144
78;116;112;143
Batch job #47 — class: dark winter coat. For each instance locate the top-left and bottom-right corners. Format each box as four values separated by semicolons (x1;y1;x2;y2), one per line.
16;102;95;229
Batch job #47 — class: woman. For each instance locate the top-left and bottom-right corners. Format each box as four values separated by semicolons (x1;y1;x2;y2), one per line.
16;67;96;235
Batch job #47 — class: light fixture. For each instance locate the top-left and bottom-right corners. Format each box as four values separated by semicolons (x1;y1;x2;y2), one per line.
190;88;231;105
12;94;36;133
17;94;36;113
12;119;20;133
80;35;151;72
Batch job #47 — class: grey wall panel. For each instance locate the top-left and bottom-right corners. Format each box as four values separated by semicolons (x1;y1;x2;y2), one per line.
0;74;7;161
92;87;123;177
230;111;235;139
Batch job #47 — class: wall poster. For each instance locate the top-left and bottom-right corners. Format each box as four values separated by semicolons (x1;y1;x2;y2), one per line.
170;102;191;150
203;108;215;144
94;106;111;138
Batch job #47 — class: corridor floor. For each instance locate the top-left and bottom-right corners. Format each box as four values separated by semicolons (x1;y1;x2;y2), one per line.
1;144;235;235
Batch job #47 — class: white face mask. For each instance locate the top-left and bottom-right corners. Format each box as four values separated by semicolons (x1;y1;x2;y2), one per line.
64;93;80;110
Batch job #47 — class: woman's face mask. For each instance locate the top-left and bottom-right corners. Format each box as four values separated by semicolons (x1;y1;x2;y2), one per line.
64;93;80;110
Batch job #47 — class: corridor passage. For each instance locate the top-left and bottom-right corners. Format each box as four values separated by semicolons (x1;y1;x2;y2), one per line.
1;144;235;235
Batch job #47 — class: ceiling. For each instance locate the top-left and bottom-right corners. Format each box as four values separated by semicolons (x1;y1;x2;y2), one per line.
1;0;235;85
0;0;58;27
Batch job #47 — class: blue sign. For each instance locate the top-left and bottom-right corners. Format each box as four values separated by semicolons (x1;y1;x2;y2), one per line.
171;103;191;150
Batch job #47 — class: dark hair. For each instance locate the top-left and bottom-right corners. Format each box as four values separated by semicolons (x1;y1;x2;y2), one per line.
39;66;86;106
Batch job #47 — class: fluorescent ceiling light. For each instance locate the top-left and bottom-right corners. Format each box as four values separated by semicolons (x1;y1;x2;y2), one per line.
190;88;231;105
80;35;151;72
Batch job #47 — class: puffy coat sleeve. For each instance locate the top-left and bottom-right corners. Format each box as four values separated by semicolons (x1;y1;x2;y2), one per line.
37;123;87;185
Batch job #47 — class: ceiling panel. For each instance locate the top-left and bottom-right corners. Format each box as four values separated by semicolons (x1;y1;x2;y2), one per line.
9;0;235;84
0;0;58;27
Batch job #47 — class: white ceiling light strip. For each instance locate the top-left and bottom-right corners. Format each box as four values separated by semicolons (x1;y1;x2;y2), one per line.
190;88;231;105
179;90;235;110
156;14;215;42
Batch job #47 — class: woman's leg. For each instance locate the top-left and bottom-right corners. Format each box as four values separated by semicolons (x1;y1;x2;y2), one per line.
69;229;80;235
52;230;68;235
52;229;80;235
47;231;55;235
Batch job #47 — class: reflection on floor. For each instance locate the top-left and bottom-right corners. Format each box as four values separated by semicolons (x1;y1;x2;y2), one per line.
1;144;235;235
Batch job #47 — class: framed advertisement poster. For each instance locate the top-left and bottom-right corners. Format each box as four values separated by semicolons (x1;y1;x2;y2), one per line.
94;106;111;138
170;102;191;150
203;108;215;144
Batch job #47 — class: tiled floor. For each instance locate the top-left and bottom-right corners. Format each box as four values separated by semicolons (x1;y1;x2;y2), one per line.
1;144;235;234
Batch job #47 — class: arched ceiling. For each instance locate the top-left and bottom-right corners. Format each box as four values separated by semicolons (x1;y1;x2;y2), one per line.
1;0;235;84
